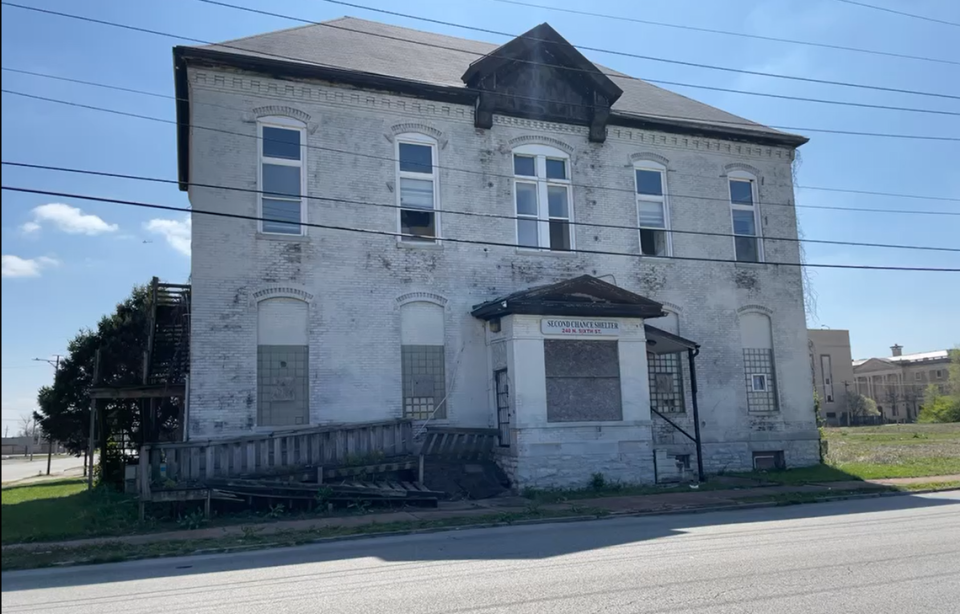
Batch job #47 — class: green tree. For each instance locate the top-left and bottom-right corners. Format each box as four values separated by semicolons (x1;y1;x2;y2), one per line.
33;285;155;455
845;391;879;420
917;349;960;423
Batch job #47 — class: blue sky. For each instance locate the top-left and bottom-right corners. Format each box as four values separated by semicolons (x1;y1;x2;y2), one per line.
2;0;958;430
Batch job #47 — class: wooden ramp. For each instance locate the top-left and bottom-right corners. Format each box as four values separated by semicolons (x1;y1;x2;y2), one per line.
206;477;444;507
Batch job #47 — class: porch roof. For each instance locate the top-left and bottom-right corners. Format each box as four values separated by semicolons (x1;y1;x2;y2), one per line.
470;275;665;320
645;325;699;355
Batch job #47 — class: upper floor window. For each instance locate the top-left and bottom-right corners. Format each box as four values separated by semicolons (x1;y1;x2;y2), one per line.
513;145;572;251
635;162;670;257
936;369;944;379
396;134;439;242
259;117;306;235
728;171;762;262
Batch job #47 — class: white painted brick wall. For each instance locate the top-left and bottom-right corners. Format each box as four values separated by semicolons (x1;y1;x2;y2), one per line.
185;67;818;474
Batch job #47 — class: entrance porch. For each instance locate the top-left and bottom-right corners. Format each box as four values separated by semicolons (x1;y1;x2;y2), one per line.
473;276;701;489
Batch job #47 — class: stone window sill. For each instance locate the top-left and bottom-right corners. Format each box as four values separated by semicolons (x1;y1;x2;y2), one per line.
397;240;443;250
257;232;311;243
514;248;577;257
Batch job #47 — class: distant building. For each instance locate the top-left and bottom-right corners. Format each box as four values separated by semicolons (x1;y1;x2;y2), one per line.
852;345;952;423
808;329;855;426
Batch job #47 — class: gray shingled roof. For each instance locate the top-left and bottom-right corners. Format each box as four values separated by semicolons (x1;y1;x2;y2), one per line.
200;17;800;141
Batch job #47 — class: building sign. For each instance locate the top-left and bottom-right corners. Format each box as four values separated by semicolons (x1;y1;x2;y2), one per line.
541;318;620;336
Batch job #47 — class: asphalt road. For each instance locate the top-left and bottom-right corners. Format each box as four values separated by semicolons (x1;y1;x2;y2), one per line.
3;492;958;613
1;455;86;483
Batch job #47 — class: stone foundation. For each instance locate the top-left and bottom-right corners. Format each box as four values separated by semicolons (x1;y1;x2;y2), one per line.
702;438;821;473
502;424;657;489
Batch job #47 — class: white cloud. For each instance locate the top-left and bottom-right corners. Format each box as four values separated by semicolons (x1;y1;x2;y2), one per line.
145;217;191;256
1;255;60;278
22;203;118;235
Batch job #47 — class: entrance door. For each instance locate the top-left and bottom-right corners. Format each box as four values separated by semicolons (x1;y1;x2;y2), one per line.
495;369;510;447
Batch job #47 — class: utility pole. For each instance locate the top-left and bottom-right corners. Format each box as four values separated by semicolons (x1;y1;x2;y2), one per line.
33;355;62;475
843;380;851;426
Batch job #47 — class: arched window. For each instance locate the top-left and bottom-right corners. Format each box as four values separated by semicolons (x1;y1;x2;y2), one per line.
400;301;446;419
635;161;671;257
728;170;763;262
395;133;439;242
257;298;309;426
739;312;778;411
258;116;306;235
512;144;572;251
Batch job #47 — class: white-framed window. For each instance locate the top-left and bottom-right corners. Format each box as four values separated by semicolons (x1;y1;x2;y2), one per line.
513;144;572;251
635;162;671;256
751;373;768;392
396;133;439;242
258;117;306;235
728;171;762;262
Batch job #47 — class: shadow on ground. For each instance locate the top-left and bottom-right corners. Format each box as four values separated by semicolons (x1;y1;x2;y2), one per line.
4;489;956;593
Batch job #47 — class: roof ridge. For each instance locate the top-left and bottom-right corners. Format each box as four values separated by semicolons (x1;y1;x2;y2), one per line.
202;15;352;48
188;16;797;143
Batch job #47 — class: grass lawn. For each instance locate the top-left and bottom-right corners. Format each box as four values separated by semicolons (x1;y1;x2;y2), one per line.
823;423;960;479
1;479;140;544
732;423;960;484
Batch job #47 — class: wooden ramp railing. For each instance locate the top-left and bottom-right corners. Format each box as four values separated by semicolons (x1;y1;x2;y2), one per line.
139;419;413;501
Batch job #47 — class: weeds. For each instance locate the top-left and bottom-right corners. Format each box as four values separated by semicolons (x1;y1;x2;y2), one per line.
265;504;286;519
589;472;607;491
176;510;207;531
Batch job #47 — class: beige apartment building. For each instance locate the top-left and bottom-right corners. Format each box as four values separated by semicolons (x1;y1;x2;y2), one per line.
853;345;951;423
808;329;855;426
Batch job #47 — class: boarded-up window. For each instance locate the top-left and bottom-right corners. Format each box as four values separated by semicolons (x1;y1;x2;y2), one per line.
648;352;684;413
739;312;778;412
400;302;446;419
544;340;622;422
257;298;309;426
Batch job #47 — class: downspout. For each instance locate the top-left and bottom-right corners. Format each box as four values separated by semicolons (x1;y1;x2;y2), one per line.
688;347;706;483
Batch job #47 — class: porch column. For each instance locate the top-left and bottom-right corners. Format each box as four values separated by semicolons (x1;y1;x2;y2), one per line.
618;321;651;422
509;335;547;428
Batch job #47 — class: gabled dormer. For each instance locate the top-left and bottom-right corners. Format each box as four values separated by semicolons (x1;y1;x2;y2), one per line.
462;23;623;142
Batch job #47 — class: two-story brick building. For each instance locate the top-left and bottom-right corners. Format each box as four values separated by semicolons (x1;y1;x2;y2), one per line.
173;17;819;487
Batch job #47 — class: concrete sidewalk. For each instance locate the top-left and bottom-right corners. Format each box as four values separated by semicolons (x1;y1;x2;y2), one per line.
5;474;956;554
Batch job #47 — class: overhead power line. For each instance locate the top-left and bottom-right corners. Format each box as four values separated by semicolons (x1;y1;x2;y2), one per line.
312;0;960;100
7;161;958;252
196;1;960;119
4;185;959;272
4;1;959;113
4;86;960;209
488;0;959;65
834;0;960;28
6;66;959;162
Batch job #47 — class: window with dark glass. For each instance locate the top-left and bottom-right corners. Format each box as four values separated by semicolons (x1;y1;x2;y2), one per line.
636;167;669;256
397;139;437;242
513;150;571;250
260;124;303;235
729;177;761;262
